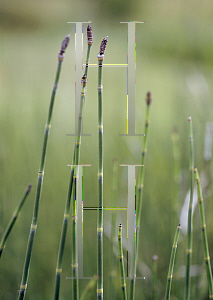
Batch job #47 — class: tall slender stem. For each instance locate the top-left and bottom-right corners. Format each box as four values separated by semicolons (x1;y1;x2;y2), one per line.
0;184;32;258
184;116;195;300
18;35;70;300
194;167;213;299
118;224;127;300
54;25;93;300
97;36;108;300
72;75;87;300
165;224;181;300
129;91;152;300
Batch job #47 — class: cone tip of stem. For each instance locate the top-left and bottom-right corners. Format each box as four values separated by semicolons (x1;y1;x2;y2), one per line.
87;25;93;45
152;255;158;261
59;34;70;55
188;115;192;122
146;91;152;106
99;36;108;55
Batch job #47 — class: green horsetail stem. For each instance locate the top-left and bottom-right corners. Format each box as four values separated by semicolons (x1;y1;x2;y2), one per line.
152;255;158;300
118;224;127;300
72;74;88;300
80;274;99;300
194;168;213;299
165;224;181;300
17;35;70;300
129;91;152;300
54;25;93;300
184;116;195;300
97;36;108;300
0;184;32;258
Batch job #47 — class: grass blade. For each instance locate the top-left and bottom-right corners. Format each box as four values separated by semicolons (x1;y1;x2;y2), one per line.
80;275;98;300
165;224;181;300
194;167;213;299
0;184;32;258
17;35;70;300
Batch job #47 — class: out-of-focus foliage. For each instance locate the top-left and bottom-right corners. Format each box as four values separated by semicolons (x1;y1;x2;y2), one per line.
1;0;213;299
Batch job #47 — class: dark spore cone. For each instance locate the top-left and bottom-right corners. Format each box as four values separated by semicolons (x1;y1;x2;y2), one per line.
60;34;70;55
99;36;108;55
87;25;93;45
146;91;152;106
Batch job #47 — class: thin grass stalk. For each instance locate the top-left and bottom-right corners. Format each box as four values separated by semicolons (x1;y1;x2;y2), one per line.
109;159;118;299
0;184;32;258
152;255;158;300
97;36;108;300
18;35;70;300
54;26;93;300
165;224;181;300
80;275;99;300
118;224;127;300
184;116;195;300
129;91;152;300
194;167;213;299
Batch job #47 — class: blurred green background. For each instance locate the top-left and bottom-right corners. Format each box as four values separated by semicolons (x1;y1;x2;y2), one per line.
1;0;213;299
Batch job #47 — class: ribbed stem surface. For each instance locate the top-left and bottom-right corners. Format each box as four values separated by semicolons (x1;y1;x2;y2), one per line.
97;54;104;300
54;35;91;300
0;184;32;258
18;52;65;300
184;116;194;300
129;93;151;300
165;224;180;300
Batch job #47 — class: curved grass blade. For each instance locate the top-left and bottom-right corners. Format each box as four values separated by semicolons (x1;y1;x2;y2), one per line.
0;184;32;258
194;168;213;299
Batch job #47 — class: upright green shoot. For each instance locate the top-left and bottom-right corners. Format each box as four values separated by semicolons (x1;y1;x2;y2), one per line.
118;224;127;300
54;25;93;300
0;184;32;258
18;35;70;300
97;36;108;300
194;167;213;299
184;116;195;300
165;224;181;300
129;91;152;300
